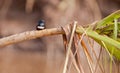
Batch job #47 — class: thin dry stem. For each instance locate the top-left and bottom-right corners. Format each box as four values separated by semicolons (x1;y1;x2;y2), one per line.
87;37;104;73
81;40;94;73
62;21;77;73
68;33;86;73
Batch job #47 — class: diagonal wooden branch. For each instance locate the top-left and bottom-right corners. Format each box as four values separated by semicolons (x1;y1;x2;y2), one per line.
0;27;64;48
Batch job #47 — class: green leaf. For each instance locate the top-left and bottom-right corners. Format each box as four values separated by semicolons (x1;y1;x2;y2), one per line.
113;18;118;39
76;27;120;60
96;10;120;29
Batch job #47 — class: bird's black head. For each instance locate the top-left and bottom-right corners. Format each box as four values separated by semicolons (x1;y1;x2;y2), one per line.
38;20;45;25
36;20;45;30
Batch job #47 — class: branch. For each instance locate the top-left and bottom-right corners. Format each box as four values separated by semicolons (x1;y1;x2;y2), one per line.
0;27;64;47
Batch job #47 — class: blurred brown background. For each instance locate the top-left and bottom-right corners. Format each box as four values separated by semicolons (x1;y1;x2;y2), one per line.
0;0;120;73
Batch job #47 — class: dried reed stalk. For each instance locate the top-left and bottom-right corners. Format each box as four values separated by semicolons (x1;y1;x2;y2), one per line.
62;21;78;73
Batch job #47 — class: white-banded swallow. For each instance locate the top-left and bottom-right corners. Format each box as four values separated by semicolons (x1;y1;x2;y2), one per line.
36;20;45;30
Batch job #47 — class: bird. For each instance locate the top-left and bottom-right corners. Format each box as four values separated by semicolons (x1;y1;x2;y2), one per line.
36;20;45;30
